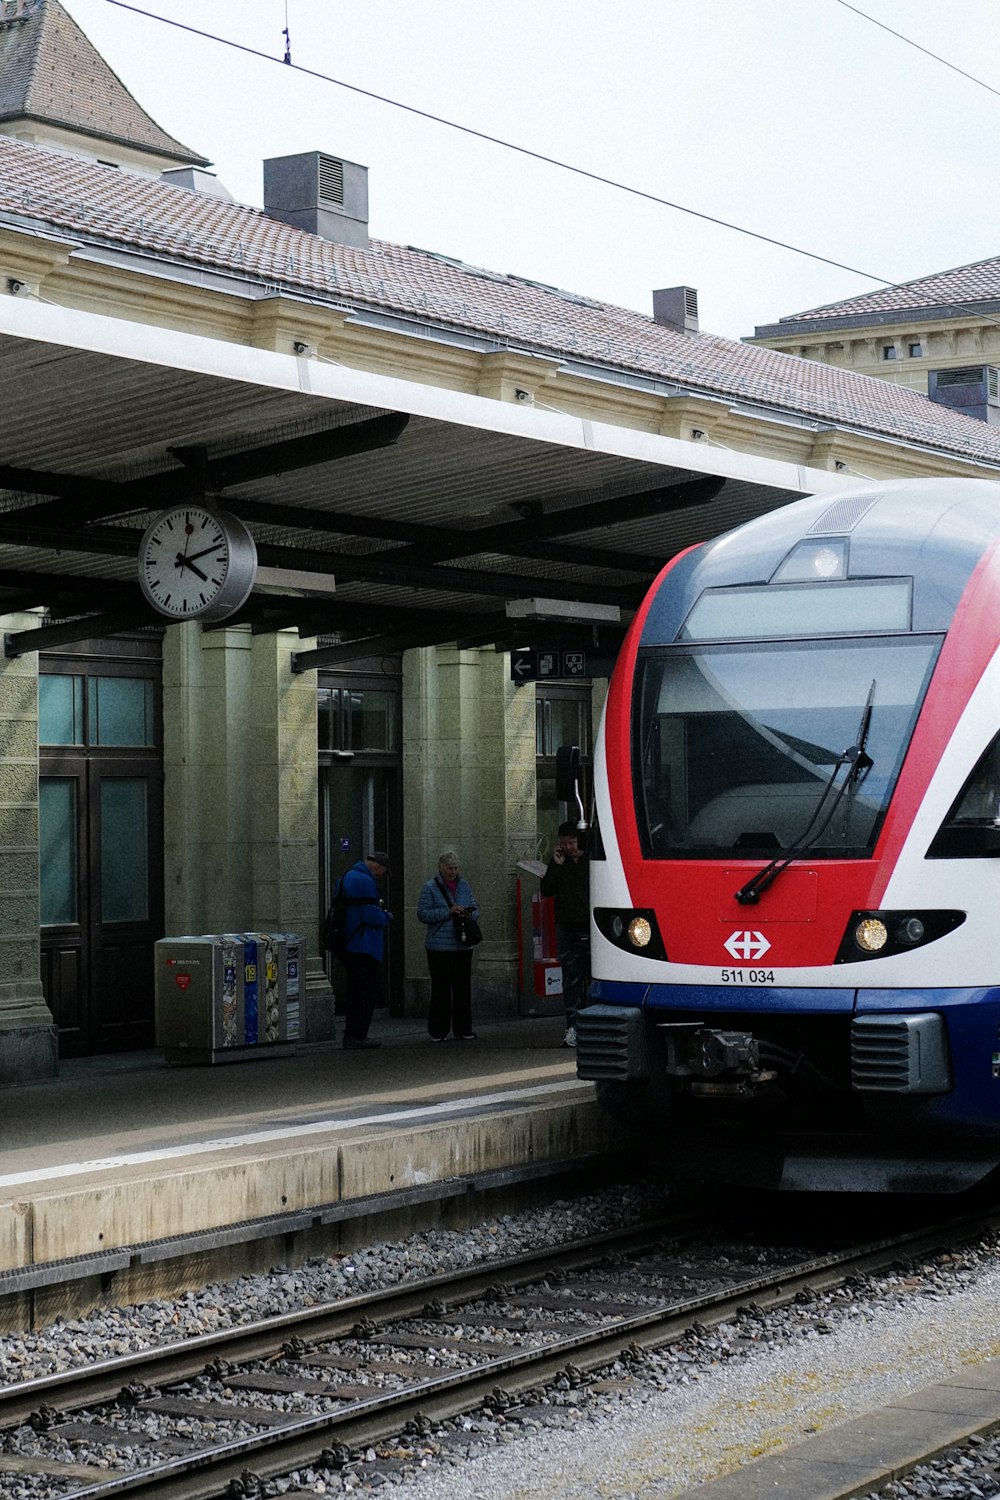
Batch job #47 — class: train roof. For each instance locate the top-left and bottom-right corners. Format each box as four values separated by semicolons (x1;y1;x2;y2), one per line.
640;477;1000;644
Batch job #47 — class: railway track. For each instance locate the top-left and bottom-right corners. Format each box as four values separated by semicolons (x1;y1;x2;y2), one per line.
3;1204;998;1498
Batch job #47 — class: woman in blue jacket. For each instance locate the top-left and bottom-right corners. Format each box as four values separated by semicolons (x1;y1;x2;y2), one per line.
417;850;480;1041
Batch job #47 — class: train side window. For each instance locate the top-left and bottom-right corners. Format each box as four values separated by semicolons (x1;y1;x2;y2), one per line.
928;733;1000;857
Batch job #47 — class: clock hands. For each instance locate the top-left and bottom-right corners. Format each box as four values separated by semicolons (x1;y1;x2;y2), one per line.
185;542;224;565
176;554;210;583
174;540;224;583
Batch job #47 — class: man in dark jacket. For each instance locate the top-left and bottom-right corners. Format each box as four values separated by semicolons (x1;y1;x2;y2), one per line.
338;851;392;1049
540;821;590;1048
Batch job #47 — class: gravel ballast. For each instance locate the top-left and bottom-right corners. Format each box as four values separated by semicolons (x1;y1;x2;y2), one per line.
4;1186;1000;1497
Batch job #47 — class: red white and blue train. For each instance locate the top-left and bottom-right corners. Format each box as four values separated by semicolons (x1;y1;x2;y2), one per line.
577;477;1000;1192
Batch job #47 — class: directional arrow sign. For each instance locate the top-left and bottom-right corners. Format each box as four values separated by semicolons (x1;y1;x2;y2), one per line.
511;648;563;683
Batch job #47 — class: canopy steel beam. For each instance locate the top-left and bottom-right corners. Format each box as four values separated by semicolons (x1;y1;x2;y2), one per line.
385;474;725;566
5;607;154;657
291;617;510;672
225;496;654;575
0;412;410;526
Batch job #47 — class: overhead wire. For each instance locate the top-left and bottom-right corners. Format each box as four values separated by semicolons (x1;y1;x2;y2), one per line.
101;0;1000;334
834;0;1000;102
104;0;889;289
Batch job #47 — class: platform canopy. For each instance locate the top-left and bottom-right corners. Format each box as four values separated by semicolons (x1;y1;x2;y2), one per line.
0;296;847;668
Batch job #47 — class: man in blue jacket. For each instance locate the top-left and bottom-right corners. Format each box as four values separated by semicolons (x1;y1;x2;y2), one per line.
340;851;392;1049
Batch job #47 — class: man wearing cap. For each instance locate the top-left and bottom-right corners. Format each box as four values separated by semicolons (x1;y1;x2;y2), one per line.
339;851;392;1049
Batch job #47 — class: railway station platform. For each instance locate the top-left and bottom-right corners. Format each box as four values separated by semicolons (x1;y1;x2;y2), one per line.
0;1015;627;1328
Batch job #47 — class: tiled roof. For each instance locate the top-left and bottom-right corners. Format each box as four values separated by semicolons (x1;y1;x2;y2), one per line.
762;252;1000;327
0;0;206;165
6;132;1000;468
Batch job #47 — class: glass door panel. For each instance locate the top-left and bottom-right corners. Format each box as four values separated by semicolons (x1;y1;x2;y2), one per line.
39;770;87;1050
40;778;78;926
100;779;149;922
90;764;161;1052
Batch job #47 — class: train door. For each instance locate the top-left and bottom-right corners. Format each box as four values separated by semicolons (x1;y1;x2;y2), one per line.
317;667;403;1015
39;649;163;1056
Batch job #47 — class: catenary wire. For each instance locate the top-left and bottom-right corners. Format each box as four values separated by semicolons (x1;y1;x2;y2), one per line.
101;0;1000;336
835;0;1000;102
103;0;888;289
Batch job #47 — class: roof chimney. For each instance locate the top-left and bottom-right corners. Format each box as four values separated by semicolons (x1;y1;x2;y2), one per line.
653;286;699;334
263;151;369;249
160;166;234;201
927;366;1000;425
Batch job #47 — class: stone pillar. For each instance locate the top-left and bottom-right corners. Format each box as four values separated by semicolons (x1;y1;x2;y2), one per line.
162;623;332;1040
162;622;256;933
0;616;57;1082
249;629;333;1040
403;645;534;1019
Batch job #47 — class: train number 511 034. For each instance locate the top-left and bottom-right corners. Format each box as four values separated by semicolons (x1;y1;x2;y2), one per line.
721;968;775;984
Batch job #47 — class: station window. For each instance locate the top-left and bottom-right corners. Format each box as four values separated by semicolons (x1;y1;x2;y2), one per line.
909;342;923;358
883;345;897;361
39;674;84;745
39;673;156;747
317;686;396;753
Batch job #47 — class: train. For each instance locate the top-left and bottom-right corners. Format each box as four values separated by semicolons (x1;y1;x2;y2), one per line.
576;476;1000;1193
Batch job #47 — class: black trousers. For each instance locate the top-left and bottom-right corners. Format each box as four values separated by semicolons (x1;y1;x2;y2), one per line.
341;951;380;1040
427;949;474;1038
556;922;591;1029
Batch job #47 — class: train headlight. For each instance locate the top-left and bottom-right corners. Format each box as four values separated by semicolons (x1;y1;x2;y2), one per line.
897;917;926;945
594;908;667;960
771;536;849;583
855;918;888;952
835;909;965;963
628;916;652;948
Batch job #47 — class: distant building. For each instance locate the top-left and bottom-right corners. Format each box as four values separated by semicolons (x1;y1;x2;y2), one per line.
750;254;1000;424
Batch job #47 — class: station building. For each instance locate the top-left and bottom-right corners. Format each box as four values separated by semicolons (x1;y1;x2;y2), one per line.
6;0;1000;1085
751;253;1000;405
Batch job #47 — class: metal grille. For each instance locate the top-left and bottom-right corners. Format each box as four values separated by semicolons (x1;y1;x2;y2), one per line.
808;493;881;534
318;155;345;207
576;1005;647;1081
850;1013;951;1094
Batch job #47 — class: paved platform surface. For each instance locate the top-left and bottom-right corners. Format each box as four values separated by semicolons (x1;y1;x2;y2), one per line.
0;1014;614;1278
685;1353;1000;1498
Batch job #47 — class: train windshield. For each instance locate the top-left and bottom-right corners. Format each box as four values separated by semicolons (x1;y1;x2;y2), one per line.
634;635;940;859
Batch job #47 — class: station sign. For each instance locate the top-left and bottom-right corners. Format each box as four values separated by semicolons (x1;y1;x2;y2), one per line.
510;647;588;683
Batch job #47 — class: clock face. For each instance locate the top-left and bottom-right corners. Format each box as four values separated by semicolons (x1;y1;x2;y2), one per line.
138;505;257;622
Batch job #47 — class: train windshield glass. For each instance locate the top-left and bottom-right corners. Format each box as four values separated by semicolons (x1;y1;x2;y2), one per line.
634;635;940;859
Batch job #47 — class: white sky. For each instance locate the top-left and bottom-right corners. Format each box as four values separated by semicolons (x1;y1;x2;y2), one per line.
58;0;1000;340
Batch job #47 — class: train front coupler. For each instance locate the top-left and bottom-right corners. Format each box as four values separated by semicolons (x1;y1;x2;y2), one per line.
659;1022;779;1099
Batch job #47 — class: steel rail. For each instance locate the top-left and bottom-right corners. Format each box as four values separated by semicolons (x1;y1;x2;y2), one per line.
0;1215;697;1426
9;1205;1000;1499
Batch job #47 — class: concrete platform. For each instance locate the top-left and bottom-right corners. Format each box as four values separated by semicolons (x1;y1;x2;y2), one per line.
0;1014;625;1326
685;1358;1000;1498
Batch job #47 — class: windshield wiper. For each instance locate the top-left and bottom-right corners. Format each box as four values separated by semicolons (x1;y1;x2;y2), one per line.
734;680;876;906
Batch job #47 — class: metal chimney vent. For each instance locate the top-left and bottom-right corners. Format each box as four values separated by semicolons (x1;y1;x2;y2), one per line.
653;286;699;334
927;365;1000;425
263;151;368;249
